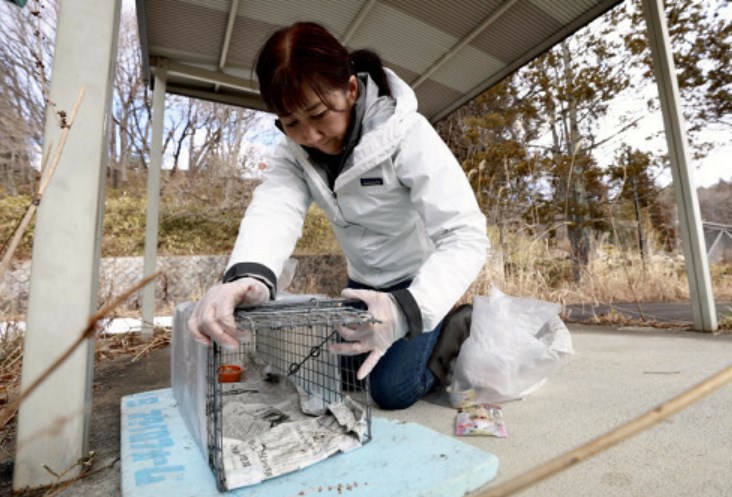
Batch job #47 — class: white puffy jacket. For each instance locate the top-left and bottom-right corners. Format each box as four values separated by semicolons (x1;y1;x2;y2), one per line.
227;69;489;334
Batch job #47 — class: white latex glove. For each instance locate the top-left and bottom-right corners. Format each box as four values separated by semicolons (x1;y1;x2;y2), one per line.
188;277;269;349
329;288;408;380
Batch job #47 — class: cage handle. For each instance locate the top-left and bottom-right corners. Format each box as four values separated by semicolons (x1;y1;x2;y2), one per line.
287;329;339;377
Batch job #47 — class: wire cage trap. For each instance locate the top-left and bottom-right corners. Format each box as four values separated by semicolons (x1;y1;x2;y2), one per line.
206;298;375;491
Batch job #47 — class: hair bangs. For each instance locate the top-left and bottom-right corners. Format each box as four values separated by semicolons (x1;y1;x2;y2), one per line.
265;67;310;116
266;68;341;117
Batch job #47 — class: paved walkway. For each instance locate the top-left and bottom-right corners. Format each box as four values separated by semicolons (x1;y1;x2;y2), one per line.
566;301;732;325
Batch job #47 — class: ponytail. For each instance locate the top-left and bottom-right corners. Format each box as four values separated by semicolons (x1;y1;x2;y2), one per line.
350;49;392;97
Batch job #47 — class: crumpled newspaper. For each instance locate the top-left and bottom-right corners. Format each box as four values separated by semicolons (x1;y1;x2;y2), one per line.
219;355;366;490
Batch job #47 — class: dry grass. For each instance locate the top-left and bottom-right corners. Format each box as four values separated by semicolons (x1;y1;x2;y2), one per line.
0;327;171;413
462;228;732;309
0;325;171;466
0;273;166;471
0;321;24;454
719;312;732;329
94;326;171;363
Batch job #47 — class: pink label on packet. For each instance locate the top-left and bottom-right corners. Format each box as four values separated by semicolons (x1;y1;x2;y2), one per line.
455;404;508;438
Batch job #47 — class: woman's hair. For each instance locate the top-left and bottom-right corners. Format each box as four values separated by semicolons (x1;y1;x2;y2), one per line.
255;22;391;116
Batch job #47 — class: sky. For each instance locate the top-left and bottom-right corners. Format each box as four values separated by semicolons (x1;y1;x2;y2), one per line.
699;141;731;187
595;85;731;189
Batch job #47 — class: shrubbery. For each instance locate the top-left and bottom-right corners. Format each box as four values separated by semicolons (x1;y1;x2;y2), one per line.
1;172;340;260
0;195;35;259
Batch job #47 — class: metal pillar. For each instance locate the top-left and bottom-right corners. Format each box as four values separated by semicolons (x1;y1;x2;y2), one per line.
14;0;122;489
641;0;717;331
141;64;167;336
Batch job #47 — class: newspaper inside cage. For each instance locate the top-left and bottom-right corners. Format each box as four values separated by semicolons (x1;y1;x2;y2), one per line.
207;298;374;491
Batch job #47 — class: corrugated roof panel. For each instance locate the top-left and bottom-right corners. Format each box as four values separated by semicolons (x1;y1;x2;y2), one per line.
178;0;231;13
146;0;227;64
414;79;464;119
176;0;230;12
429;45;506;94
222;15;273;72
470;0;563;63
236;0;363;36
348;2;456;75
138;0;625;122
382;0;505;39
383;61;420;87
378;60;453;117
530;0;601;24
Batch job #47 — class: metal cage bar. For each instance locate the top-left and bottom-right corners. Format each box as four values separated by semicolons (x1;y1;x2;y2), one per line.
206;298;374;491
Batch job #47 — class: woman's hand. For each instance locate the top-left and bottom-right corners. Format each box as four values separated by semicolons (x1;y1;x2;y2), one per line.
330;288;408;380
187;277;269;349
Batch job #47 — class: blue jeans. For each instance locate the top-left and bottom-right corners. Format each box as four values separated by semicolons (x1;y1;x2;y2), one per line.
347;279;443;410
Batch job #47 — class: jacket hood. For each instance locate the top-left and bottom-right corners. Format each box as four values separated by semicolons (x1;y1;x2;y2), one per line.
385;68;418;115
360;68;418;129
333;69;419;188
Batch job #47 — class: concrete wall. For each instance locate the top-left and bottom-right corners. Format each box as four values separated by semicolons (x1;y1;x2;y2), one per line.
1;254;348;317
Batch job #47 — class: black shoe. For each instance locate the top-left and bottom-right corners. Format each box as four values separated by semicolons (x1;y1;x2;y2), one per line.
427;304;473;384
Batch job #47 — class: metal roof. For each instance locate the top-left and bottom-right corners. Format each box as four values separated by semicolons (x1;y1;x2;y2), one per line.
136;0;623;122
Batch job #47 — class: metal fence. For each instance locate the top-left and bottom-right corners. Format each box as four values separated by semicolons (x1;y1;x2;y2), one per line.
704;222;732;263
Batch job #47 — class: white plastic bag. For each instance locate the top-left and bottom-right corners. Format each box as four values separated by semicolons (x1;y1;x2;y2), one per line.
450;288;573;405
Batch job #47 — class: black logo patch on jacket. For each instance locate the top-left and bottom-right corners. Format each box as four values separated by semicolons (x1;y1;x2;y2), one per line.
360;177;384;187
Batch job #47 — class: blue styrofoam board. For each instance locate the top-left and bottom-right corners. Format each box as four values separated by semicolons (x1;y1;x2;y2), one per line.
121;388;499;497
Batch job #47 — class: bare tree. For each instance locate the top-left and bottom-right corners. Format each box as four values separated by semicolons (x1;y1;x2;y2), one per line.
0;0;56;194
109;4;150;188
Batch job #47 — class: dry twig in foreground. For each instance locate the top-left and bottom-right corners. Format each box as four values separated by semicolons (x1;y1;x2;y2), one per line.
473;362;732;497
0;86;86;281
0;271;160;429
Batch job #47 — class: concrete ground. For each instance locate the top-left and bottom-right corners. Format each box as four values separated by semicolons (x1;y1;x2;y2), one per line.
2;323;731;497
